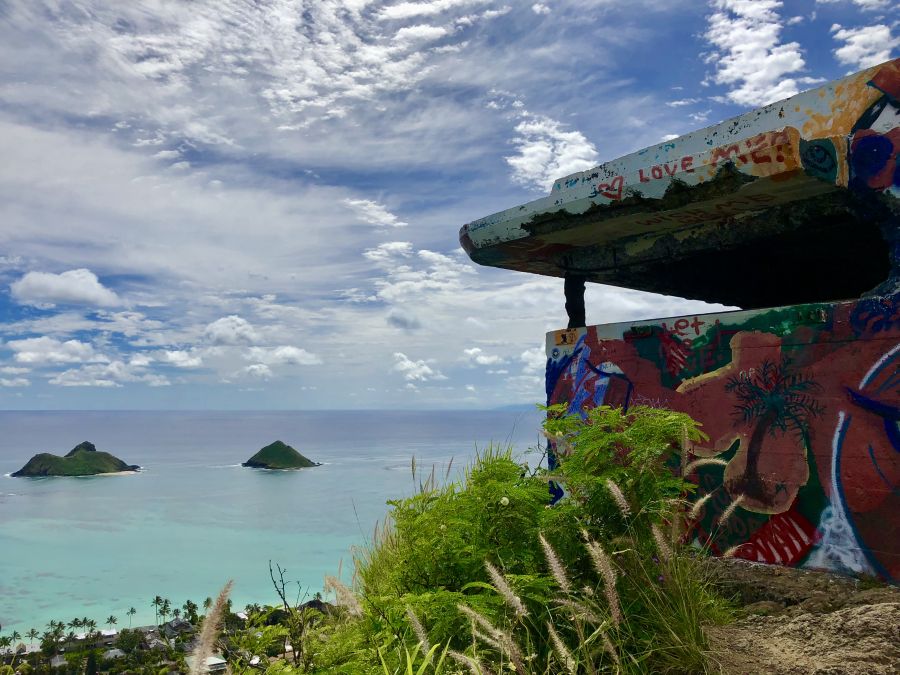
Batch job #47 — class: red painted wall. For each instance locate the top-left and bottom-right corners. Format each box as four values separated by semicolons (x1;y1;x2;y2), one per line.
545;297;900;582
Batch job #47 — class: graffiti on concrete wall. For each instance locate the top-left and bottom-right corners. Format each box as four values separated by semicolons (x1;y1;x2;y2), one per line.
545;297;900;582
460;59;900;282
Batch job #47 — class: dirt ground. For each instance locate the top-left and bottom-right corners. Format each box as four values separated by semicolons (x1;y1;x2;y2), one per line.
704;559;900;675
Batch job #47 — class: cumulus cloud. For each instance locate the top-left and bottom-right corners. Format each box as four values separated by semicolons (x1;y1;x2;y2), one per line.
363;241;414;264
242;363;273;379
49;359;169;387
243;345;322;366
520;346;547;375
505;114;599;191
704;0;809;106
393;352;446;381
161;350;204;368
463;347;505;365
343;199;408;228
7;336;103;364
532;3;551;14
204;316;260;345
10;268;121;307
0;377;29;387
831;24;898;69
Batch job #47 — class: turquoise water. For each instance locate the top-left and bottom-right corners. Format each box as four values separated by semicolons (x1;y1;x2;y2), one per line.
0;410;544;633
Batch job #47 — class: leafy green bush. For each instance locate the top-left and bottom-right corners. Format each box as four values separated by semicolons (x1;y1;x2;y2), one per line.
219;404;732;674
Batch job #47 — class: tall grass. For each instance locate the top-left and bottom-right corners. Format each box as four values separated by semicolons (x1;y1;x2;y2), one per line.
322;405;733;674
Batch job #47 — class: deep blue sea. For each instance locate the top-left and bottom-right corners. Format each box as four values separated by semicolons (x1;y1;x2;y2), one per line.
0;410;544;633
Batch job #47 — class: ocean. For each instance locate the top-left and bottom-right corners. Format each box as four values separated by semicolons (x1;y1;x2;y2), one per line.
0;409;544;633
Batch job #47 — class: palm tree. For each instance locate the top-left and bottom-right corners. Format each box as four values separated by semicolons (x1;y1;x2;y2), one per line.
203;597;212;613
105;616;117;631
160;598;171;624
68;618;82;632
151;596;163;626
85;619;97;642
26;628;39;646
127;607;137;628
172;608;181;620
182;600;198;624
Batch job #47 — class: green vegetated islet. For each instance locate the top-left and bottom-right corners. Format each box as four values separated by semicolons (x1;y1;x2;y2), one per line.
242;441;319;470
2;405;736;674
10;442;140;477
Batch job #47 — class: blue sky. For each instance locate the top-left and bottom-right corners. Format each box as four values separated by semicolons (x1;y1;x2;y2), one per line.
0;0;897;410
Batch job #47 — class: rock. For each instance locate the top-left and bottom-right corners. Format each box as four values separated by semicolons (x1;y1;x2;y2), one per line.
241;440;319;470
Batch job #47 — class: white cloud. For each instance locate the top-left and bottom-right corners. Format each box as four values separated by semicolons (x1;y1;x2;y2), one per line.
532;3;551;14
705;0;808;106
666;97;701;107
463;347;505;365
0;366;30;375
204;316;260;345
162;350;204;368
831;24;898;69
363;241;414;264
380;0;492;20
243;345;322;366
816;0;893;9
394;24;449;45
393;352;447;381
49;360;169;387
10;268;121;307
520;346;547;376
0;377;29;387
7;336;103;364
243;364;273;379
505;114;599;191
343;199;408;228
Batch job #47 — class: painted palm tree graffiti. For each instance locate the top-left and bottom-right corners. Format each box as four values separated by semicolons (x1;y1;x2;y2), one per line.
725;359;825;502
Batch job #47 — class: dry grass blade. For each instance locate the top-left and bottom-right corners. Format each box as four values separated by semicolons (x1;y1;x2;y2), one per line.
684;457;728;474
539;533;570;593
583;536;621;625
601;631;620;665
722;544;743;558
547;621;576;675
448;649;493;675
651;523;673;563
458;604;526;673
190;580;233;675
604;479;631;517
719;495;745;526
405;606;430;650
553;597;602;624
689;492;713;520
324;575;362;616
485;561;528;617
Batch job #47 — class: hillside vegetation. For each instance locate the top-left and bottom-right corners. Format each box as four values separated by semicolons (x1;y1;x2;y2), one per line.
242;440;318;470
11;441;139;477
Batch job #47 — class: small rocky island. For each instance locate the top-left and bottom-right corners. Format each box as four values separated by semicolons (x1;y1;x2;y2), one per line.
11;441;140;477
242;440;319;470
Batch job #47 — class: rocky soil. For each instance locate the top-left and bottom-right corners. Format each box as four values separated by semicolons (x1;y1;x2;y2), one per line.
705;559;900;675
